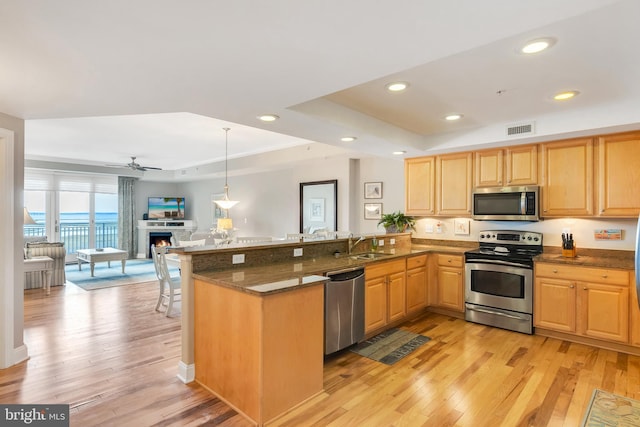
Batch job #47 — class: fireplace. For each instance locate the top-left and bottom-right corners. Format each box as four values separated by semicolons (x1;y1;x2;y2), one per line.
149;232;172;258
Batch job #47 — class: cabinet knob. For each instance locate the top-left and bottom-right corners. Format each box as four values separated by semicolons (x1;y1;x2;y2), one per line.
552;269;558;273
583;287;588;290
601;209;605;213
498;180;502;185
457;272;461;275
448;259;452;263
543;209;547;213
570;284;575;288
602;274;608;279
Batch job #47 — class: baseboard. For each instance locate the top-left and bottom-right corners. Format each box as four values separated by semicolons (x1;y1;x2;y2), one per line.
177;361;195;383
13;344;29;365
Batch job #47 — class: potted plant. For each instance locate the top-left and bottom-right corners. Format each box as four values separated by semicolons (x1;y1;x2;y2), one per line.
377;211;416;233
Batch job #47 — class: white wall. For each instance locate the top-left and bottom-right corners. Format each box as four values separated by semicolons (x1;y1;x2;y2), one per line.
0;112;26;369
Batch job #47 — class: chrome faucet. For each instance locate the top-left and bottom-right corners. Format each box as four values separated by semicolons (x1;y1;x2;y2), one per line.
348;234;366;254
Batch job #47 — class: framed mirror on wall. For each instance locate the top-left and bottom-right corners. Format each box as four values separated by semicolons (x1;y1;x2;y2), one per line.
300;180;337;233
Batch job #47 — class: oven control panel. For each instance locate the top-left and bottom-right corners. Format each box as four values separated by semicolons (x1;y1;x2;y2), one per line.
478;230;542;246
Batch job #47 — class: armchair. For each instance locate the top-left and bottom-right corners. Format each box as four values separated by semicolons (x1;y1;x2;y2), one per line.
24;242;66;289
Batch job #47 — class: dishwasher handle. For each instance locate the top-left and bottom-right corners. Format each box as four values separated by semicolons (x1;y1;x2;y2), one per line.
326;268;365;282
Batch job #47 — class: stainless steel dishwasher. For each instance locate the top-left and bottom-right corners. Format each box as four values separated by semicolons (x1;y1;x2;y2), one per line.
324;267;365;355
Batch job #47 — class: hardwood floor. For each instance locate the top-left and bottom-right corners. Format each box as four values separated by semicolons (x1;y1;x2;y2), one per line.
2;281;639;426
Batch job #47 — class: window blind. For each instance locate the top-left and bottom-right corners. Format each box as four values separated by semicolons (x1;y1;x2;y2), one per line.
24;170;118;194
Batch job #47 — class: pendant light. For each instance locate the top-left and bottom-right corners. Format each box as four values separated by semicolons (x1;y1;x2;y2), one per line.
214;127;239;210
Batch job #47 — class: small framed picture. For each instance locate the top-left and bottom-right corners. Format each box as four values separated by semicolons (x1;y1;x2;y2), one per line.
364;203;382;220
364;182;383;199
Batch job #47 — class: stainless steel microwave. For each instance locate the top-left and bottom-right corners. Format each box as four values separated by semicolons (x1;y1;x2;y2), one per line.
472;186;539;221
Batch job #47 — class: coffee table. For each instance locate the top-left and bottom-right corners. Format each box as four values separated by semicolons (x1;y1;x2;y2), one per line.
77;248;128;277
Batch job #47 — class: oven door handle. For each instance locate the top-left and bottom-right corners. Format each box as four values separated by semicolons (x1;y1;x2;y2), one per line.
465;259;531;269
467;305;526;320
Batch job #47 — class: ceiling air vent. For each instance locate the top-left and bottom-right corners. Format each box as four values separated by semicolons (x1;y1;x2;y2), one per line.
506;121;535;137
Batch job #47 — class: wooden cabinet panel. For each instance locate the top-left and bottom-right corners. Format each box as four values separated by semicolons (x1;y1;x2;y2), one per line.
406;255;428;313
506;144;538;186
405;157;435;215
434;254;464;312
365;275;387;333
597;132;640;217
474;145;537;188
540;138;594;216
580;283;628;343
474;149;503;187
534;277;576;332
365;259;406;334
388;271;407;322
535;262;631;345
436;152;472;216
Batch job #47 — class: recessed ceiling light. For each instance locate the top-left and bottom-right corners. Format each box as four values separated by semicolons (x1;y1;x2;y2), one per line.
553;90;580;101
385;82;409;92
521;37;556;54
341;136;357;142
257;114;279;122
393;150;407;155
444;114;463;121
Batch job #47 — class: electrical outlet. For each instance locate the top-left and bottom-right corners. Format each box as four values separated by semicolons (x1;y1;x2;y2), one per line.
294;263;302;272
379;239;385;247
232;254;245;264
390;238;395;245
293;248;303;257
425;224;434;233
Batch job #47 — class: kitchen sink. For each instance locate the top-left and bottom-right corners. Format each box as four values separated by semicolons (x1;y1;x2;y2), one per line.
349;252;391;260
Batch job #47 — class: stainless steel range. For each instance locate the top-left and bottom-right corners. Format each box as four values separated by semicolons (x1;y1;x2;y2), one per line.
464;230;543;334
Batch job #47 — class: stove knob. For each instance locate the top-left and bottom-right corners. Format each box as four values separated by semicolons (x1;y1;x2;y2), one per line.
527;236;532;240
480;234;485;239
534;237;539;241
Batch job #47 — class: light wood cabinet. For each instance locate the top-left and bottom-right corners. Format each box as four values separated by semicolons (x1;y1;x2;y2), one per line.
540;138;594;216
436;152;473;216
535;263;629;344
364;259;406;334
596;132;640;217
434;254;464;312
474;145;537;188
406;254;428;313
405;157;435;215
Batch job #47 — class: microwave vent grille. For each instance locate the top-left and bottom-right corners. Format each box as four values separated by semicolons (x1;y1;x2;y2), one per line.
506;121;535;136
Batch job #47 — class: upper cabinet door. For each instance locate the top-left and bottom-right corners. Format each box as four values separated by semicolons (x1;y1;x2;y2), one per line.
474;145;537;188
597;132;640;217
540;138;594;217
505;144;538;186
474;149;504;187
405;157;435;216
436;152;473;216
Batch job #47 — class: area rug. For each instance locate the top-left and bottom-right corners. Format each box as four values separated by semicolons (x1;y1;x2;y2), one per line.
350;328;431;365
581;389;640;426
65;259;178;291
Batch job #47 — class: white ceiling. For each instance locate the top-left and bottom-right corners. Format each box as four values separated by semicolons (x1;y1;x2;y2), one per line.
3;0;640;181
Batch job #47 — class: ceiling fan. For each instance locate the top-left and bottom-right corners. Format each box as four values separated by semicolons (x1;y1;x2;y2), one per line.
106;157;162;171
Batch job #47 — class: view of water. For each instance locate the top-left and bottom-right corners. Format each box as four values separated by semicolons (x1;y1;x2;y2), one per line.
29;212;118;224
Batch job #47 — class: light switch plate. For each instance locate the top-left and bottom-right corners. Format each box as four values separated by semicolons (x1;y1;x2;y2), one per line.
293;248;303;257
232;254;245;264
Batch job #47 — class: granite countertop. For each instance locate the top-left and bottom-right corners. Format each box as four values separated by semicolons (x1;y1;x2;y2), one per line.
193;244;468;295
535;252;634;270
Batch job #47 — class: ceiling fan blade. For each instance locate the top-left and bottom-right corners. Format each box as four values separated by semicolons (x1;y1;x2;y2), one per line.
141;166;162;171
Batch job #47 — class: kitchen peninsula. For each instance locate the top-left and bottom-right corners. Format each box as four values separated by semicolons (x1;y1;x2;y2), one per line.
170;233;449;426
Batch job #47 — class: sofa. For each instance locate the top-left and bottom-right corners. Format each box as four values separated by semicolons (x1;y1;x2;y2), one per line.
24;242;67;289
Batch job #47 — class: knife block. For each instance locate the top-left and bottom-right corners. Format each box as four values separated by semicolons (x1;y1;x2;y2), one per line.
562;246;577;258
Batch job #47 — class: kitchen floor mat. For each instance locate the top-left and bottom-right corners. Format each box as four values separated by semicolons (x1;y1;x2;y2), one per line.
581;389;640;426
350;328;430;365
